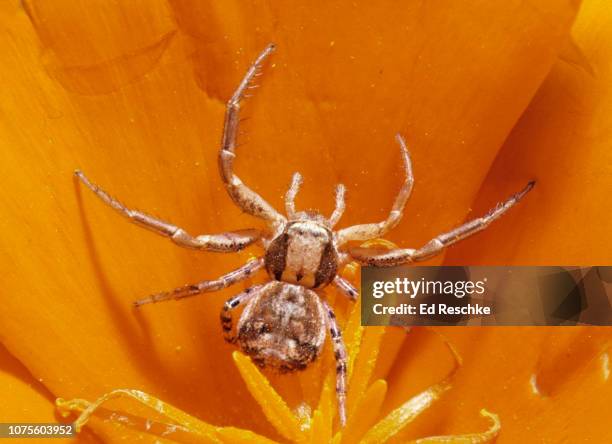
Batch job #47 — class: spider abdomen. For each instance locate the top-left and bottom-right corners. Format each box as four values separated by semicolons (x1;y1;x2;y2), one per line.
237;281;327;372
264;219;339;289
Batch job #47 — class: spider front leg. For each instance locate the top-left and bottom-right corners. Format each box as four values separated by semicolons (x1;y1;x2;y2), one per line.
134;258;264;307
218;43;286;230
285;172;303;219
349;181;535;266
285;171;346;228
329;183;346;227
322;300;348;426
336;134;413;245
75;170;261;252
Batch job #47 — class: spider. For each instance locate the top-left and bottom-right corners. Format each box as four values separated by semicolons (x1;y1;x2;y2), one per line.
75;43;534;426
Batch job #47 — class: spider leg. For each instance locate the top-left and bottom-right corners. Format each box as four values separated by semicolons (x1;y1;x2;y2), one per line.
333;275;358;300
133;258;265;307
218;44;286;229
285;172;303;219
349;181;535;266
322;300;348;426
336;134;413;245
75;170;261;252
220;284;263;343
329;183;346;227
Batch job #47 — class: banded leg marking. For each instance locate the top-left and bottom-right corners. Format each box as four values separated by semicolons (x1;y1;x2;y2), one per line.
323;300;348;426
133;258;265;307
220;285;262;343
333;275;358;301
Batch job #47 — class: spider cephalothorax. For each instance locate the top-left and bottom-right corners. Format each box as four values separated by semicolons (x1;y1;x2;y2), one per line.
265;218;339;289
75;44;533;426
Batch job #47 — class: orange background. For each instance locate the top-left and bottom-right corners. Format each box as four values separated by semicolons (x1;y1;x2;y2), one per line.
0;0;610;442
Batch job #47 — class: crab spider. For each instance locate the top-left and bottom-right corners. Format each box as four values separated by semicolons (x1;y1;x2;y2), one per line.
75;43;534;426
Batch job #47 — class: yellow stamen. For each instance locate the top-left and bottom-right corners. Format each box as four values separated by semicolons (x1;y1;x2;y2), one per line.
216;426;281;444
339;379;387;444
56;389;220;442
407;409;501;443
360;336;463;444
232;351;304;443
346;326;386;416
361;376;452;444
312;374;334;441
309;411;326;444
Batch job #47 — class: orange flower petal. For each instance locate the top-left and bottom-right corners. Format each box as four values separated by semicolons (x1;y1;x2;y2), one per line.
0;344;99;443
387;327;611;442
445;0;612;265
0;0;583;441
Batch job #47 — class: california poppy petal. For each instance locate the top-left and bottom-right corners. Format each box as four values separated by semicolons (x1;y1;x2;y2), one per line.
0;0;581;442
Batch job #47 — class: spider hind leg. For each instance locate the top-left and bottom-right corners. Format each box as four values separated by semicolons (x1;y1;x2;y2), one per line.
323;299;348;426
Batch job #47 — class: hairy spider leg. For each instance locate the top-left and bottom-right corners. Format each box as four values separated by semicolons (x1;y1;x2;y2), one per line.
133;258;265;307
285;172;346;228
285;172;303;219
336;134;414;245
329;183;346;227
323;299;348;426
75;170;261;252
333;275;358;301
220;284;263;343
349;181;535;266
218;43;286;229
